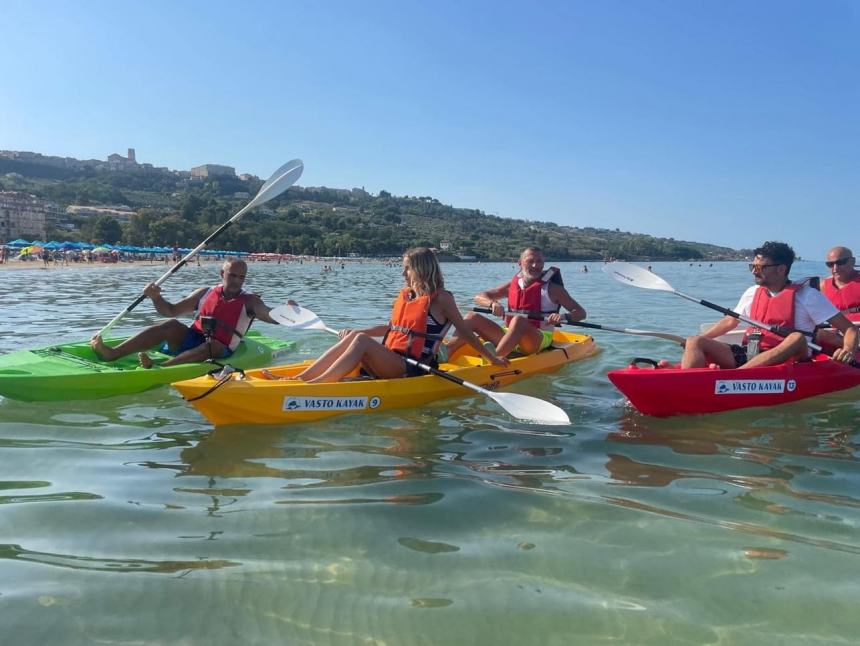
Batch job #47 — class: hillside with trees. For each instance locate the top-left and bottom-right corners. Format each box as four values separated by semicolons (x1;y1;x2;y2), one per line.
0;157;743;261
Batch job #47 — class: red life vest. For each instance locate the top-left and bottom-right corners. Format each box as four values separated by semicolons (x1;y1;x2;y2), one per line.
190;285;252;349
506;267;562;330
384;288;438;359
742;283;802;351
822;276;860;322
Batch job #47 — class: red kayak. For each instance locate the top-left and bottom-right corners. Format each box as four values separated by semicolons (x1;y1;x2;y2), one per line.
608;355;860;417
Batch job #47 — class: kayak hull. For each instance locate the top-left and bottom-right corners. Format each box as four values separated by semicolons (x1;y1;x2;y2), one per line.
172;330;598;426
608;354;860;417
0;331;296;401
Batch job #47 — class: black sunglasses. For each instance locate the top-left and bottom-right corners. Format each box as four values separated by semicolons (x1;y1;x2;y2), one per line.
825;257;853;268
748;263;780;272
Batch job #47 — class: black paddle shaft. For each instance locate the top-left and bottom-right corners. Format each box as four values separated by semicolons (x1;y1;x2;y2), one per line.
689;297;859;369
124;220;239;313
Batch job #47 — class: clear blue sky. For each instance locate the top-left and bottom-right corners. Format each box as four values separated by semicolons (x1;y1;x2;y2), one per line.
1;0;857;258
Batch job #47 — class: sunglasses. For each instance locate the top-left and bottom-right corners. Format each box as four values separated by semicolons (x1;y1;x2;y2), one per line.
748;263;780;272
825;257;853;268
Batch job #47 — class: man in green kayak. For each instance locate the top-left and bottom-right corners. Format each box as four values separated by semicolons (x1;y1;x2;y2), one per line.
90;258;289;368
446;246;587;358
680;241;857;369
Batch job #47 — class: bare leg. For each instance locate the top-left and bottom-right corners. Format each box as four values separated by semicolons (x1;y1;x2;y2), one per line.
815;328;843;352
741;332;807;369
681;336;738;369
293;331;362;381
306;333;406;383
494;317;544;358
446;313;505;356
91;320;188;361
159;339;228;367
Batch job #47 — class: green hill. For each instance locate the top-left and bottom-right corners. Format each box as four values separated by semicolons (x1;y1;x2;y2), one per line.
0;157;742;261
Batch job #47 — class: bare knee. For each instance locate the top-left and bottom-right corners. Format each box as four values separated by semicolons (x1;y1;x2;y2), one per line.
685;335;707;352
783;332;808;354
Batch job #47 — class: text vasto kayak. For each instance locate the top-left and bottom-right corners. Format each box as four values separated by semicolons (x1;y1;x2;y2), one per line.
0;331;296;401
608;354;860;417
172;330;598;426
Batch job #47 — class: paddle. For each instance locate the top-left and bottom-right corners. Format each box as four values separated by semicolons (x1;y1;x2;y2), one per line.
472;307;685;344
603;262;860;367
269;304;571;425
98;159;304;336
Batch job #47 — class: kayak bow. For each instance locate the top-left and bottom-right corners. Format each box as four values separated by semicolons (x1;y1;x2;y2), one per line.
172;330;598;426
0;331;296;401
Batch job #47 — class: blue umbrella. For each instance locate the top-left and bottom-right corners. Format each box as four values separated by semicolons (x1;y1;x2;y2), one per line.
6;238;30;247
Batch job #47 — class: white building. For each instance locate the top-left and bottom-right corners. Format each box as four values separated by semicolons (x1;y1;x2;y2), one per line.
191;164;236;178
0;191;63;241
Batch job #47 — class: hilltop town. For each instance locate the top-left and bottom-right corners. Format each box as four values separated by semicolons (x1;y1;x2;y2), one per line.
0;148;744;261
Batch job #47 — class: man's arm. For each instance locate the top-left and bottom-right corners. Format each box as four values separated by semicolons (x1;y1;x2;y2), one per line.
475;282;512;318
246;295;294;325
145;284;204;318
700;315;741;339
828;313;858;363
549;284;586;324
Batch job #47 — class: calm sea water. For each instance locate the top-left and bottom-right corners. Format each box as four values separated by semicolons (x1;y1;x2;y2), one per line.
2;259;859;645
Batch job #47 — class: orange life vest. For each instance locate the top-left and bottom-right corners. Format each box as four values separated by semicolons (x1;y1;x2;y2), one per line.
384;288;439;359
742;283;802;351
822;276;860;322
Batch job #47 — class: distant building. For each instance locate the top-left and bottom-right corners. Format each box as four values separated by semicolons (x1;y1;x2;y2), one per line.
191;164;236;178
107;149;139;170
0;191;63;241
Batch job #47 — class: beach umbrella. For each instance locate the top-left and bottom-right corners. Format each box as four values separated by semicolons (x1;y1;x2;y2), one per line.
6;238;30;247
92;246;110;253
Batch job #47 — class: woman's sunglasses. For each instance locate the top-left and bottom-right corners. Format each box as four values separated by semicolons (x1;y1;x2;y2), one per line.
825;257;853;268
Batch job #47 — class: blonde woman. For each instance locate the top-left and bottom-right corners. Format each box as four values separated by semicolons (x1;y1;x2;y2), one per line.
292;247;506;383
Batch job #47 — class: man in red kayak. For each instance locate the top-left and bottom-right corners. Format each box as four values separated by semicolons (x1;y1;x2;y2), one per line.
680;241;857;369
446;246;587;358
90;258;290;368
816;246;860;350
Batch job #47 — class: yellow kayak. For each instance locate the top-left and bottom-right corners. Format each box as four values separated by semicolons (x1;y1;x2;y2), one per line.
172;330;598;426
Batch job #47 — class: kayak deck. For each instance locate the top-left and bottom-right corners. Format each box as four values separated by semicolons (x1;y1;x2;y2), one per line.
608;353;860;417
0;331;296;401
172;330;599;426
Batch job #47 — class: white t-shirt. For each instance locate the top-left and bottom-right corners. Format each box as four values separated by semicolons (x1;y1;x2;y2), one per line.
734;284;839;333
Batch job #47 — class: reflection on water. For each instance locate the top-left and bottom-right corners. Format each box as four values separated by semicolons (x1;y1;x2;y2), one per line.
2;261;860;643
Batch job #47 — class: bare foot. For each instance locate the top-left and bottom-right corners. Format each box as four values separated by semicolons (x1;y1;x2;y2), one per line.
90;334;117;361
708;363;720;370
657;359;673;368
138;352;154;369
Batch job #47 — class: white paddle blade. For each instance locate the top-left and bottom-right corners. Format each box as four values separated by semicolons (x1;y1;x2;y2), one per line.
270;304;329;331
250;159;304;208
490;391;570;425
603;262;674;292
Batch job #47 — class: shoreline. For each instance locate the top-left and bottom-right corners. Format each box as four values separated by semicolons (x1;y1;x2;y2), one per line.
0;259;226;271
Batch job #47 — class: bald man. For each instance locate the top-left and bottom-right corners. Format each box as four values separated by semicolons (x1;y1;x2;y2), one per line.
817;246;860;350
91;258;290;367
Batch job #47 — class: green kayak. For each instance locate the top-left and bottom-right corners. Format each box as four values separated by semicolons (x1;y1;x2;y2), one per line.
0;331;296;402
